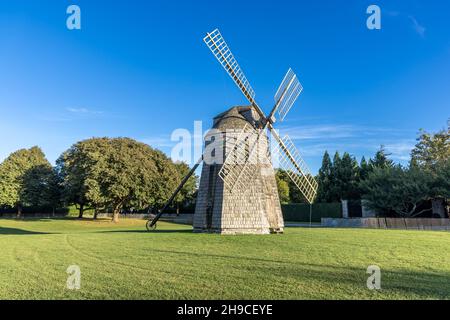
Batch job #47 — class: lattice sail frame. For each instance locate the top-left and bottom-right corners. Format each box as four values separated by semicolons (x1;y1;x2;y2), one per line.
274;68;303;122
218;124;271;192
204;29;256;105
203;28;317;202
273;134;318;204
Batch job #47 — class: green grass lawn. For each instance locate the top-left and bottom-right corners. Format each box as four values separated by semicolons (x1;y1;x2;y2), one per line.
0;218;449;300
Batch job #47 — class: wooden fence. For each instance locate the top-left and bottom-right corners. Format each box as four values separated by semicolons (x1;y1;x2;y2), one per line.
322;218;450;230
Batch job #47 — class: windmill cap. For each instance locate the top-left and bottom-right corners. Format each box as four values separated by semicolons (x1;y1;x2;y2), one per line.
213;105;262;130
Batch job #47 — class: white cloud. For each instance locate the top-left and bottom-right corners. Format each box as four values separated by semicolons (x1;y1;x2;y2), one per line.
141;136;173;148
384;141;416;161
276;124;416;163
279;124;408;141
385;11;426;38
408;15;426;38
66;107;103;115
280;124;358;140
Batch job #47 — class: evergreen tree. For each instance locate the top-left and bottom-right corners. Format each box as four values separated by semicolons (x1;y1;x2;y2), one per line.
359;156;370;180
340;152;360;199
316;151;333;202
370;145;394;169
328;151;341;202
332;152;360;200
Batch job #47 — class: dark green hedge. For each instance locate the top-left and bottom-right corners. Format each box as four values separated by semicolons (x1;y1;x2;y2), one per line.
0;206;69;215
281;203;342;222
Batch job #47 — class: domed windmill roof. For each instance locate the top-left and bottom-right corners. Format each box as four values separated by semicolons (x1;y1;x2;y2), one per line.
212;106;263;131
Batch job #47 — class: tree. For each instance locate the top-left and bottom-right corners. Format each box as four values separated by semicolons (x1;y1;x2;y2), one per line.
410;124;450;217
57;138;109;218
360;165;432;217
411;124;450;169
359;156;370;180
0;146;53;217
328;151;342;202
432;159;450;199
58;138;180;222
334;152;360;200
173;162;198;213
275;170;290;204
316;151;333;202
327;151;360;201
21;164;61;214
369;145;394;169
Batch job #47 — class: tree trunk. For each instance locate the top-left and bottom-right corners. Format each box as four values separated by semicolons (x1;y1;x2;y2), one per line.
16;205;22;219
93;208;98;220
431;198;446;218
112;208;120;223
52;207;56;217
78;204;84;219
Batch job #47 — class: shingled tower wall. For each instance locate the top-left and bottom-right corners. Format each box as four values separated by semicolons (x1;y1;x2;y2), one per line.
193;106;284;234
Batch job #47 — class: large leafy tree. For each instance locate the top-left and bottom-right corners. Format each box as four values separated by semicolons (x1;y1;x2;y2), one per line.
173;162;198;213
411;124;450;169
275;169;290;204
57;138;109;218
0;146;54;216
288;176;305;203
58;137;180;222
21;165;61;214
410;124;450;217
431;159;450;200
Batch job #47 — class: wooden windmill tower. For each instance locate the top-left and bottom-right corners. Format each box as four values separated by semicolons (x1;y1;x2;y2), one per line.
147;29;318;234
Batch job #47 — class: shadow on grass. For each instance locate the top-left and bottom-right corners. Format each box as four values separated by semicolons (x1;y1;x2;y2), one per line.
0;217;112;222
99;229;192;234
0;227;55;235
253;261;450;299
140;248;450;299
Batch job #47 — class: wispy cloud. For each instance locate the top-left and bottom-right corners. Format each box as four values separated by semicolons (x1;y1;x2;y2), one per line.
384;141;416;161
281;124;358;140
141;136;173;148
408;15;426;38
277;124;416;162
386;10;426;38
38;116;71;122
66;107;103;115
279;124;408;141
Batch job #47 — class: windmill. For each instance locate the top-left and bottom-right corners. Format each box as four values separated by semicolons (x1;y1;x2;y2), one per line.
146;28;318;234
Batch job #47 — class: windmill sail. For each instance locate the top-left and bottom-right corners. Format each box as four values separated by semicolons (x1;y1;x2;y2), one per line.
204;29;256;106
272;132;317;204
273;68;303;122
218;124;269;192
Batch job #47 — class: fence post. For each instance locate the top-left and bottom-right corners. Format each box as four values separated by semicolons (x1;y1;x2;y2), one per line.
309;204;312;227
341;200;349;219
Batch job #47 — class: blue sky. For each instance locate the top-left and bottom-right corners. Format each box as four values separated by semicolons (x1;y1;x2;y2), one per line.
1;0;449;173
